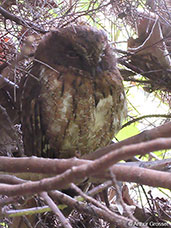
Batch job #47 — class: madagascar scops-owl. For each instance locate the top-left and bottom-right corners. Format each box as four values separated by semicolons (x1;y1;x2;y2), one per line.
21;25;127;158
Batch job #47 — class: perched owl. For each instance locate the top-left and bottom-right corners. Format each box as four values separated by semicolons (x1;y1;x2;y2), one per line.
21;25;127;158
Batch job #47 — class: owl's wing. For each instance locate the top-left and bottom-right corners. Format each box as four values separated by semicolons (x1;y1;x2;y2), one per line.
21;63;48;157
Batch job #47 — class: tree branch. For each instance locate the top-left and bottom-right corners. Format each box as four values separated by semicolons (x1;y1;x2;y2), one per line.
0;137;170;197
0;6;47;34
40;192;72;228
84;122;171;160
122;114;171;128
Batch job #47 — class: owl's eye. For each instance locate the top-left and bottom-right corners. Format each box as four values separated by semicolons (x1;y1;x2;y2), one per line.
67;50;79;58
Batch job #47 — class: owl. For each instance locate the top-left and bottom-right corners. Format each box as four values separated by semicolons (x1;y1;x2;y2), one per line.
21;25;127;159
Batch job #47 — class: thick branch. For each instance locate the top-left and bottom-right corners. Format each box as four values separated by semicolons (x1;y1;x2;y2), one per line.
110;165;171;189
84;122;171;160
0;138;170;197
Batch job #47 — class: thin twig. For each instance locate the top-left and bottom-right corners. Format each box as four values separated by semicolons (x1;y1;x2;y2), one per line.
49;190;137;228
122;114;171;128
109;169;137;221
70;183;115;215
0;74;19;89
0;6;47;34
40;192;72;228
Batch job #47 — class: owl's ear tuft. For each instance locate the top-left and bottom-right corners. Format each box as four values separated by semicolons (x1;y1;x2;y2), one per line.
50;30;59;35
48;30;59;40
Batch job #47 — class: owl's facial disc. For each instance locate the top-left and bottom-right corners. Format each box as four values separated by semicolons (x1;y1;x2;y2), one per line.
36;25;115;75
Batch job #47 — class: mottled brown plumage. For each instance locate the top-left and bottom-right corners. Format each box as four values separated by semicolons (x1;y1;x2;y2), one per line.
21;25;127;158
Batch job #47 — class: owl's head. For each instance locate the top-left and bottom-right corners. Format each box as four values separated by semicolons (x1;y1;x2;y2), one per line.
35;25;116;75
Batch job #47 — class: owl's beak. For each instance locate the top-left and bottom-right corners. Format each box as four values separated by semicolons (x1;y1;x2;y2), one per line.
90;67;96;77
89;65;103;77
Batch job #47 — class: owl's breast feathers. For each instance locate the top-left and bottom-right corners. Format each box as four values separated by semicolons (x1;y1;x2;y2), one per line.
21;26;127;158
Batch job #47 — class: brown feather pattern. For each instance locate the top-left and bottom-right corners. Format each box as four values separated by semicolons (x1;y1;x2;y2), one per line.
21;25;127;158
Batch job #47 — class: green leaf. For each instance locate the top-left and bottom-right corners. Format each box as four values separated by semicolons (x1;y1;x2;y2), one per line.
116;123;140;141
